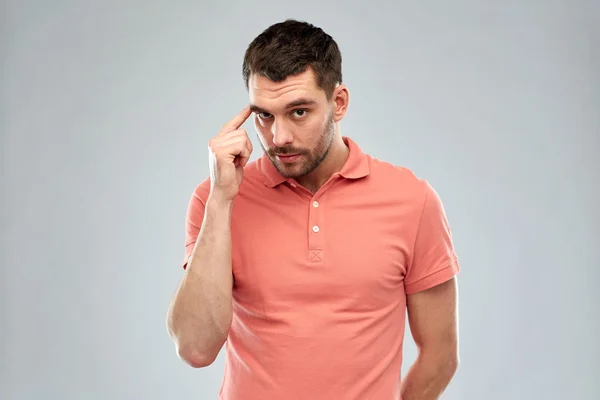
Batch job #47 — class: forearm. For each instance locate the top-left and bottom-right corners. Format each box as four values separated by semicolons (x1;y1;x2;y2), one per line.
400;348;459;400
167;196;235;366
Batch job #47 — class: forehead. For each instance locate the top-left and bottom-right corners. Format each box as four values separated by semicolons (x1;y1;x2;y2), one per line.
248;68;324;110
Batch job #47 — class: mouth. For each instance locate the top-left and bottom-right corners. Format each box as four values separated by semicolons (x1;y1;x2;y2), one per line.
276;154;301;163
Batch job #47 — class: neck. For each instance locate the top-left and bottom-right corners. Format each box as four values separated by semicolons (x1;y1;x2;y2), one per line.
296;131;349;193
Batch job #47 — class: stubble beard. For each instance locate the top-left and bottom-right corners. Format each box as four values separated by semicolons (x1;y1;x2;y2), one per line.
264;112;336;179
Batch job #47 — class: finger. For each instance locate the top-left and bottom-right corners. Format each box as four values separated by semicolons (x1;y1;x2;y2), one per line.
220;127;248;140
230;141;251;167
220;129;253;154
239;143;252;167
243;137;253;165
233;132;253;167
233;136;252;167
221;105;252;133
214;136;251;162
237;146;251;167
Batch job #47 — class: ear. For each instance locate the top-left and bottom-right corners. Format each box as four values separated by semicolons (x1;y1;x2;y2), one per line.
332;84;349;122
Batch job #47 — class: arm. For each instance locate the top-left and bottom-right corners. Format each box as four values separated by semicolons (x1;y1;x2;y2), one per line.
166;106;252;368
401;277;459;400
166;195;235;368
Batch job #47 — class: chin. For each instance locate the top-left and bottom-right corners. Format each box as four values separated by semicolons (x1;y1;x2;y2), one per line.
274;162;303;178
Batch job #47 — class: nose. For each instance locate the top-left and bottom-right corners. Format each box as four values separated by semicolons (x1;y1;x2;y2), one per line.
271;119;293;147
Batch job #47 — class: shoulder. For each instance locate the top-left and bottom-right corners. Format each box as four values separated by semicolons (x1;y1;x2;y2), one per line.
366;155;449;220
364;154;451;232
189;177;211;205
366;154;430;198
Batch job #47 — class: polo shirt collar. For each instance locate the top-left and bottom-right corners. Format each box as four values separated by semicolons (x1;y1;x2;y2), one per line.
259;136;370;188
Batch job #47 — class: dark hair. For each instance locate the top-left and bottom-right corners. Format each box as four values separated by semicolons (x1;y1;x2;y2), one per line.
242;19;342;99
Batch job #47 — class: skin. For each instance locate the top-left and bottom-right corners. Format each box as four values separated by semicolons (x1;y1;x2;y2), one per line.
401;278;459;399
166;108;255;368
248;67;350;193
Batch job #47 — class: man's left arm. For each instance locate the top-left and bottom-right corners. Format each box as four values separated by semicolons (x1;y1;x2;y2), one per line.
400;277;459;400
400;181;460;399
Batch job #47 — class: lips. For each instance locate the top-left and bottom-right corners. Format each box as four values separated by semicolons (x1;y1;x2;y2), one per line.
276;154;301;163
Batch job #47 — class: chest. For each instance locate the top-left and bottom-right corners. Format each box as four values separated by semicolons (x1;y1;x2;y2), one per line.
230;191;418;317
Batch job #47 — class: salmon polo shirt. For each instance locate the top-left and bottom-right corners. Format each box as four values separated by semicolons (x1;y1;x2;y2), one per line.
182;136;460;400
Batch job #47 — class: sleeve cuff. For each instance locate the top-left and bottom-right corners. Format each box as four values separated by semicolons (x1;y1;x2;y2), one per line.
404;260;460;295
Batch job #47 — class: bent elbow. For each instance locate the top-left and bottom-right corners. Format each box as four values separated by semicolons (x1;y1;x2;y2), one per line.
451;353;460;372
444;350;460;378
177;345;217;368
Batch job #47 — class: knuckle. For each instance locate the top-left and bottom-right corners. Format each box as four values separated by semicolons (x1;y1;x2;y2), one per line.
208;143;219;155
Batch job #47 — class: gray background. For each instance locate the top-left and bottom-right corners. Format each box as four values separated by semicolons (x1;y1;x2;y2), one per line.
2;0;599;399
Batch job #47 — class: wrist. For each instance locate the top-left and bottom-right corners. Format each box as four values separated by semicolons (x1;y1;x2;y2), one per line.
206;192;235;212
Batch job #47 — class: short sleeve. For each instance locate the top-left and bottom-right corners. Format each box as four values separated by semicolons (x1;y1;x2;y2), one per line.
182;179;211;270
404;181;460;294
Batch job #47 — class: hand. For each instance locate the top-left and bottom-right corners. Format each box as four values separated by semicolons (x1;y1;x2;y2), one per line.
207;106;254;202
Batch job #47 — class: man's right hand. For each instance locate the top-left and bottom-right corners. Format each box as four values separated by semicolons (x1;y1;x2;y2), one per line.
208;105;254;202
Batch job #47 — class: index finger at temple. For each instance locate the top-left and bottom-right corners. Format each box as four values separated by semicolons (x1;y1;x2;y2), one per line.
222;105;252;132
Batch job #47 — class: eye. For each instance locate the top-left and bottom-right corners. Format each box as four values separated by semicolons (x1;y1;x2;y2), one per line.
258;112;272;119
292;109;308;118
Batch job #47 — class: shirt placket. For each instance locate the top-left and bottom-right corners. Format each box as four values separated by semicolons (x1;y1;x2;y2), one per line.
307;196;324;264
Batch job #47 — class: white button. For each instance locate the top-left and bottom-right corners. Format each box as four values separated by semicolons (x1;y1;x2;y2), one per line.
312;225;320;233
290;182;297;188
313;201;319;207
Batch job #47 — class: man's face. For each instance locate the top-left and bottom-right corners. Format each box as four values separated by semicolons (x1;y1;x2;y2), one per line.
248;68;336;179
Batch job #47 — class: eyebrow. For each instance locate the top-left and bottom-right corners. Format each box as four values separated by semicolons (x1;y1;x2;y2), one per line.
249;98;317;114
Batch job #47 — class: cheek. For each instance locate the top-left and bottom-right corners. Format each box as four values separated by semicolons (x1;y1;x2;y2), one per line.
304;118;326;137
253;116;267;133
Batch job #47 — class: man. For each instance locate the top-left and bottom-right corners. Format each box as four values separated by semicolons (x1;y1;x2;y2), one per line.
167;19;460;400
